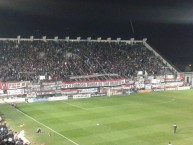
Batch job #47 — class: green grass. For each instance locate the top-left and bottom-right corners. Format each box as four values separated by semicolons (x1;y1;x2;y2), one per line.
1;90;193;145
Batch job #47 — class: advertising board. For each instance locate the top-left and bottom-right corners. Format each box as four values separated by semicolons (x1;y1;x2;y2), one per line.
145;84;152;90
91;93;106;97
78;88;98;94
0;90;4;94
177;86;191;90
7;89;24;95
4;98;25;103
32;98;48;102
48;96;68;101
138;90;152;93
73;94;91;99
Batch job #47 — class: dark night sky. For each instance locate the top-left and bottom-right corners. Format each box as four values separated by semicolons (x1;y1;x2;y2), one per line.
1;0;193;70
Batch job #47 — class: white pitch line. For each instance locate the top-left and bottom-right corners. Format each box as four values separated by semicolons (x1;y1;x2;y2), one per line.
92;98;175;109
152;98;176;104
63;102;88;111
15;108;79;145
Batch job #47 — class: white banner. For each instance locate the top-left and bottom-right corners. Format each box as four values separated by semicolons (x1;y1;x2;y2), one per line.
26;92;37;98
177;86;191;90
151;79;160;84
135;84;145;89
48;96;68;101
153;89;165;92
4;98;25;103
165;82;184;87
0;99;4;104
91;93;106;97
61;89;77;94
145;84;152;90
78;88;98;94
28;98;34;103
7;81;30;89
165;88;177;91
7;89;24;95
152;84;164;89
62;79;125;88
73;94;91;99
0;90;4;94
166;75;175;80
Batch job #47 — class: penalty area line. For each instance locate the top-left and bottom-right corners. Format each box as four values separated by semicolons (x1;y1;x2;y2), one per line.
62;101;88;111
15;108;79;145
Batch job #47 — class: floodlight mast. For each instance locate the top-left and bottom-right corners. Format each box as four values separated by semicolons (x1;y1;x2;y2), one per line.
130;20;135;35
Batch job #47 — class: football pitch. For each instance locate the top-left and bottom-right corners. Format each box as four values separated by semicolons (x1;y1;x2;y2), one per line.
1;90;193;145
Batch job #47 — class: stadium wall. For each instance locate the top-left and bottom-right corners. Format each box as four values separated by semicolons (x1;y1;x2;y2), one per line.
0;74;188;99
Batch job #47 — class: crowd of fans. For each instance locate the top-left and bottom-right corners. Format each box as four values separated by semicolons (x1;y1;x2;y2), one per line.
0;116;26;145
0;40;172;82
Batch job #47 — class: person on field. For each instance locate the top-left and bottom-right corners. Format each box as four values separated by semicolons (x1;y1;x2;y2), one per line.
173;123;177;134
168;141;172;145
48;132;51;137
36;128;42;133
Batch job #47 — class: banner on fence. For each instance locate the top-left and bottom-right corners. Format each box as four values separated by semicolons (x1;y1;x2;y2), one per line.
26;92;37;98
61;89;78;94
138;90;152;93
0;90;4;94
153;89;165;92
62;79;125;88
91;93;106;97
31;98;48;103
4;97;25;103
36;90;56;95
73;94;91;99
177;86;191;90
145;84;152;90
48;96;68;101
7;89;24;95
7;81;30;90
78;88;98;94
165;88;177;91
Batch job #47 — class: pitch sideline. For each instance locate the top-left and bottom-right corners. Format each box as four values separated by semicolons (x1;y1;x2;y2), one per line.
15;108;79;145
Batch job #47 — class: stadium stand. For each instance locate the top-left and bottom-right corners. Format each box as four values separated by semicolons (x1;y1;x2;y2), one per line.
0;40;174;82
0;115;29;145
0;37;186;144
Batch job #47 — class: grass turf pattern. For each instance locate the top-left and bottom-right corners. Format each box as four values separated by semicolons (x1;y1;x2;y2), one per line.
1;90;193;145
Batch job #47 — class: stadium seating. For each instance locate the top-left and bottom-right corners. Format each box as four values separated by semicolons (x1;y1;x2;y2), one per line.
0;117;26;145
0;40;172;82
